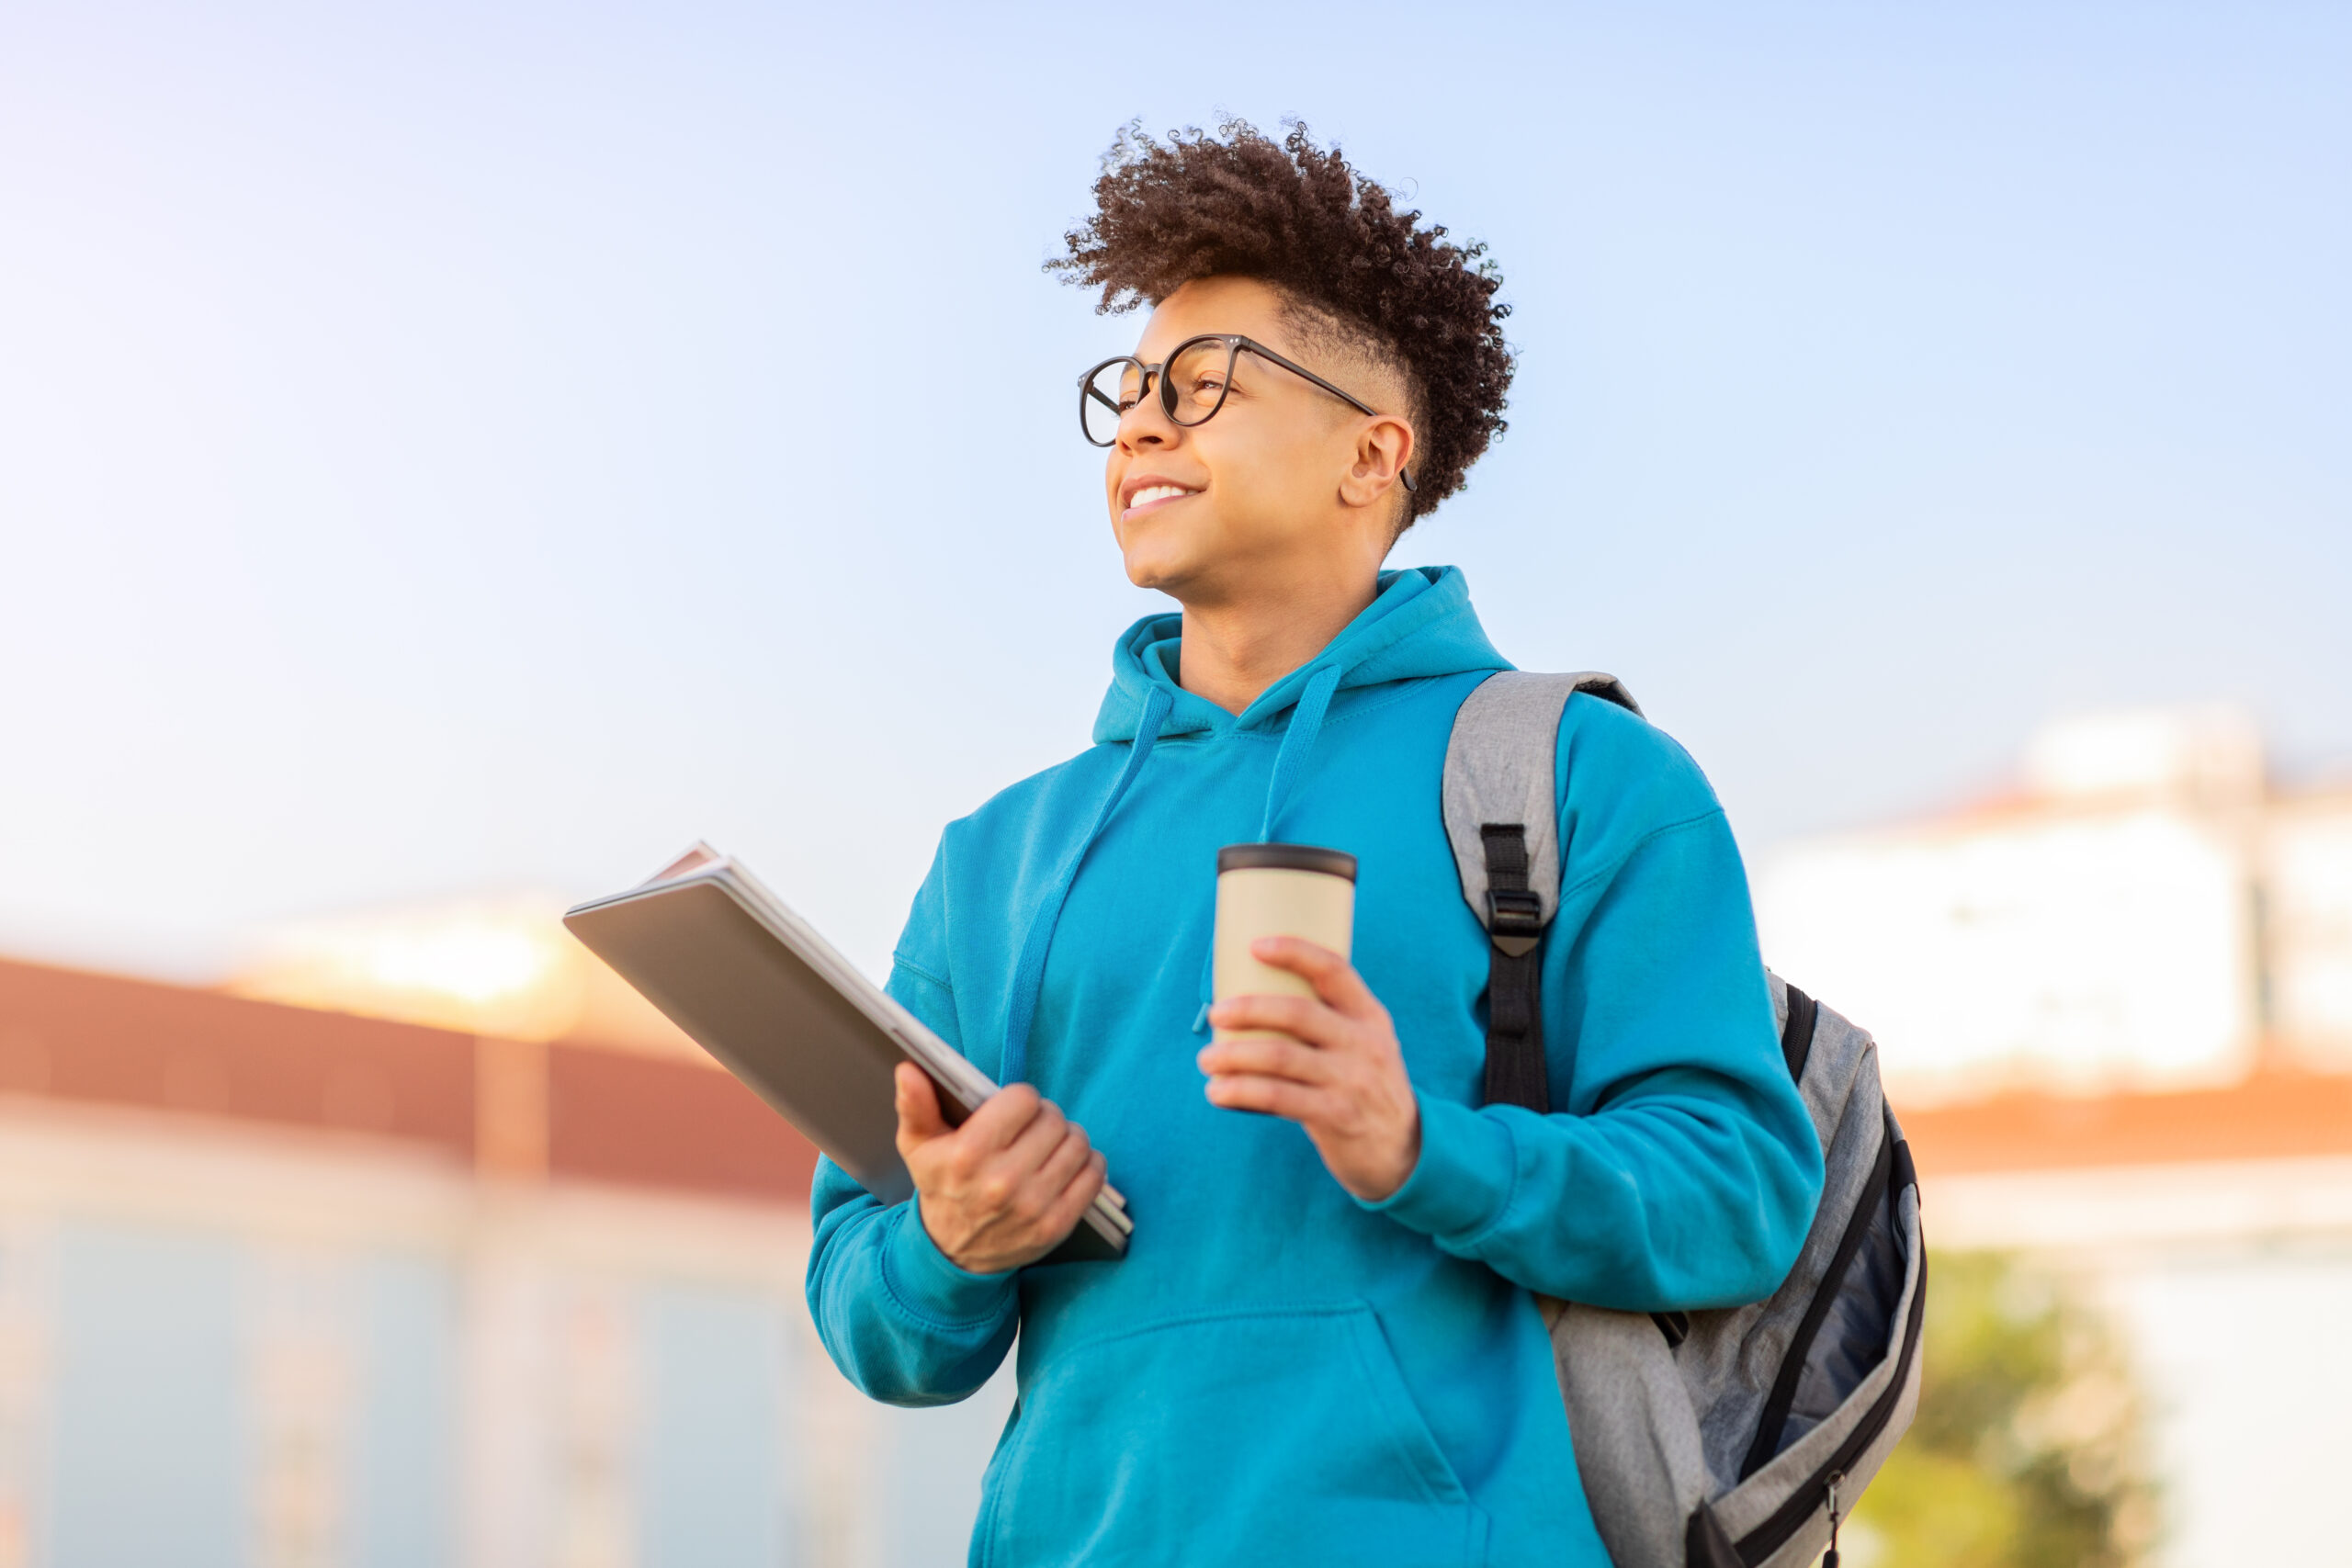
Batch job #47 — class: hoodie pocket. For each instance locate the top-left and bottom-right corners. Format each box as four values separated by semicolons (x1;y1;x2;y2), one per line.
979;1301;1488;1567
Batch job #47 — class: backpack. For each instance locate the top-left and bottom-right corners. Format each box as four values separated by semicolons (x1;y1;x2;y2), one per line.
1442;671;1927;1568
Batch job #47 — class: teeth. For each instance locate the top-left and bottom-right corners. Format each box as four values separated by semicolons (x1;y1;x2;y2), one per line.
1129;485;1193;508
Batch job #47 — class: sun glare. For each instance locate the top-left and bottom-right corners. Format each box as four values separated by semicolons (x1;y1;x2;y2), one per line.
229;897;588;1042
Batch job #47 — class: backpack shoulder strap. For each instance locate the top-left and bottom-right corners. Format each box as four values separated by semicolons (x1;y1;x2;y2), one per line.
1443;671;1644;1113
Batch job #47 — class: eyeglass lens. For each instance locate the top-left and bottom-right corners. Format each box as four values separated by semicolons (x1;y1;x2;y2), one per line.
1082;339;1238;446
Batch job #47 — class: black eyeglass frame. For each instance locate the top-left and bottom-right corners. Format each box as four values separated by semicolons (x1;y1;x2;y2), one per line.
1078;333;1416;492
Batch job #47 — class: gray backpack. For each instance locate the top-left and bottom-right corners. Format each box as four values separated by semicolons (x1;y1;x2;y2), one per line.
1442;671;1926;1568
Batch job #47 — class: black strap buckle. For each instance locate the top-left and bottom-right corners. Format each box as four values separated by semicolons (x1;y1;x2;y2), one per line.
1487;886;1543;939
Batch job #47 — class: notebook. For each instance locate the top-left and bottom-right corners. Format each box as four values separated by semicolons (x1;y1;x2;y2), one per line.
561;843;1129;1264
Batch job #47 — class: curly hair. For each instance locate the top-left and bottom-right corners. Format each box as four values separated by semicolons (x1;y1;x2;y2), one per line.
1048;120;1512;527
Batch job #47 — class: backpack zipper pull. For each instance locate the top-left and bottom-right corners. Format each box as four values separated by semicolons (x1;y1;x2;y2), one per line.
1822;1470;1845;1568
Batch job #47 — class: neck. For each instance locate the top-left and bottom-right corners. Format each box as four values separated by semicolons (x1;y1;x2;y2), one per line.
1175;562;1381;715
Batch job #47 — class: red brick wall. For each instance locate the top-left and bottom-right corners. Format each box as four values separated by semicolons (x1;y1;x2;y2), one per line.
0;957;474;1153
1899;1067;2352;1175
0;956;819;1206
548;1043;817;1201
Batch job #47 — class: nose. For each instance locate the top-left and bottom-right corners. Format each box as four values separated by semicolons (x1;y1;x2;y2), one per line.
1116;374;1180;455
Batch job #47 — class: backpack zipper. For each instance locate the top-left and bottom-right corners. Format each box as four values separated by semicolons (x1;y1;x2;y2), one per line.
1738;1128;1898;1480
1732;1242;1928;1565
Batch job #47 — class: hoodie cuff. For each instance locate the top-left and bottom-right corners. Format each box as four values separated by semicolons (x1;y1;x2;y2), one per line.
879;1202;1020;1330
1358;1092;1518;1242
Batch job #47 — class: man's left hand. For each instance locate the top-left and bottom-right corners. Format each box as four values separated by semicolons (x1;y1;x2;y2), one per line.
1198;937;1421;1203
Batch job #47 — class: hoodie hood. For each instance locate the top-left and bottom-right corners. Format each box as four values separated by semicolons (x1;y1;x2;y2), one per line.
1092;565;1511;744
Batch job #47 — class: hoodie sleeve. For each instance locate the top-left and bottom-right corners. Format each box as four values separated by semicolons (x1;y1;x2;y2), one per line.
1361;698;1825;1311
804;840;1021;1405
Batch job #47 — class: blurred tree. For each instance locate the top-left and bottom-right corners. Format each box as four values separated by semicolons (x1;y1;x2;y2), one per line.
1840;1250;2155;1568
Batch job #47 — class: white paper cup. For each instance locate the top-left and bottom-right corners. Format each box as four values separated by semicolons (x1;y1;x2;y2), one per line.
1212;843;1358;1043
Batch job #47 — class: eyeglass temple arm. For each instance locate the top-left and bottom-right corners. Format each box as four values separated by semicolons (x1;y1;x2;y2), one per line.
1237;339;1417;493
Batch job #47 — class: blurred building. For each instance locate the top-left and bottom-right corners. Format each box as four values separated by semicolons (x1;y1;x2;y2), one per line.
0;942;998;1568
1758;706;2352;1103
1759;707;2352;1568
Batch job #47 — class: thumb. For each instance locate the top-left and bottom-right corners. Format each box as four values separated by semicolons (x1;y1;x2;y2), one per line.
894;1064;949;1147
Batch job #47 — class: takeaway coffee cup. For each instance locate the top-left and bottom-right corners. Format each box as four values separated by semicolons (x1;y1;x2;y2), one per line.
1212;842;1359;1043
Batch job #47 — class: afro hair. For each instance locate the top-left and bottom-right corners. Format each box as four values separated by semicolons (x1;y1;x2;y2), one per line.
1048;119;1513;527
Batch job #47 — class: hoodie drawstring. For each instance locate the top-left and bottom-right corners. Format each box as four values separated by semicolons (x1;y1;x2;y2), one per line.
1190;662;1347;1034
999;683;1173;1087
1257;664;1341;842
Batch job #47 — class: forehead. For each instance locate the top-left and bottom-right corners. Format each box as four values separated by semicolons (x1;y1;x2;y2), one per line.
1134;276;1295;360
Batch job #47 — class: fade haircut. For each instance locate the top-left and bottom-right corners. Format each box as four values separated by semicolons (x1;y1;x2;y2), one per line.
1048;120;1514;529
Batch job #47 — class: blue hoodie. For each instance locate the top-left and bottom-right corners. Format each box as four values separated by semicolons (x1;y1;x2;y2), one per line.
807;567;1822;1566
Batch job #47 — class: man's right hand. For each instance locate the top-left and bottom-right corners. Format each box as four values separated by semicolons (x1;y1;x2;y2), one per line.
894;1064;1106;1275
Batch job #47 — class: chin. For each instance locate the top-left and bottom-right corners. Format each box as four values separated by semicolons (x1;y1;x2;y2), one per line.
1115;528;1205;595
1121;550;1193;595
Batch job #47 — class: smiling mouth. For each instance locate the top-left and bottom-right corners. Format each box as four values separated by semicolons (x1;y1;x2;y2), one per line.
1124;483;1199;517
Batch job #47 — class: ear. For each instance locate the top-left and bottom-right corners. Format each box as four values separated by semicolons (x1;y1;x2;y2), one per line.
1337;415;1416;516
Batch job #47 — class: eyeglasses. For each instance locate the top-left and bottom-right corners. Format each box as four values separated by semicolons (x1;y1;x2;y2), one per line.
1078;333;1416;491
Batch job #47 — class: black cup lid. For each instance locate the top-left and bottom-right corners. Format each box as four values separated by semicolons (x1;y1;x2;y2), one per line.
1216;842;1358;881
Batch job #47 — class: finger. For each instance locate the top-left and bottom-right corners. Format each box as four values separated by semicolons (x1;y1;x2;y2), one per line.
995;1096;1072;1174
1029;1123;1097;1199
1207;993;1347;1050
958;1081;1046;1154
1196;1035;1336;1084
894;1065;950;1151
1204;1073;1330;1124
1249;937;1382;1018
1041;1149;1109;1237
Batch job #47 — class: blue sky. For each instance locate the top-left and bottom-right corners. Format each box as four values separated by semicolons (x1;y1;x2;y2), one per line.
2;0;2346;980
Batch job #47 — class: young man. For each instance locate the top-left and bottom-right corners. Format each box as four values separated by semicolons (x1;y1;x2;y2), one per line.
807;124;1822;1565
